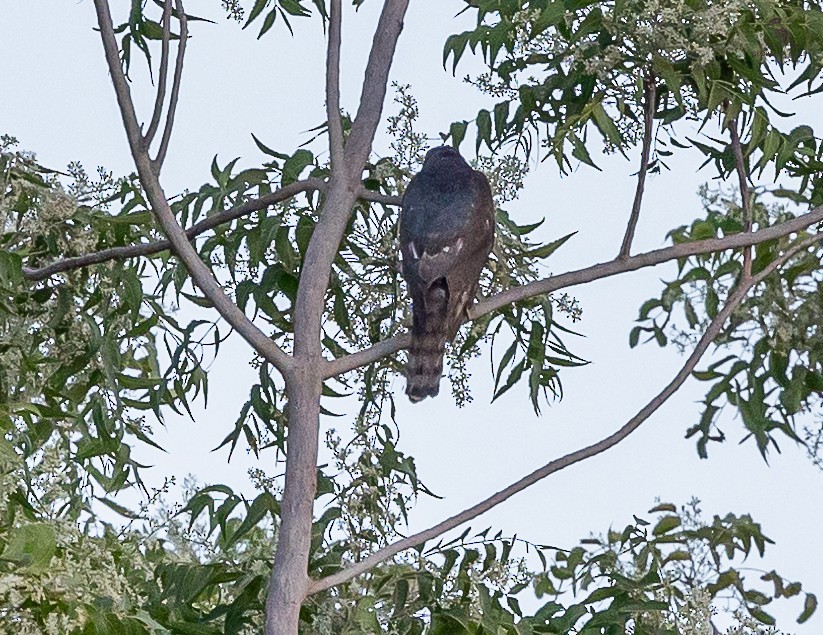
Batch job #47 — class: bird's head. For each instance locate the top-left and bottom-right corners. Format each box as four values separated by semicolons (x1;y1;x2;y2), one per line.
421;145;467;171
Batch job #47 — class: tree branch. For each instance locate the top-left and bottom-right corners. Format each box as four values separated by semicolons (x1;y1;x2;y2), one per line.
326;0;344;168
144;0;172;147
343;0;409;174
152;0;187;174
309;234;819;594
619;74;656;259
729;118;752;276
92;0;291;373
323;202;823;377
360;189;400;207
22;182;396;281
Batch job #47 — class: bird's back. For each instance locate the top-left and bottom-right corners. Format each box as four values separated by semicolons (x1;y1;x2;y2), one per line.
399;147;496;403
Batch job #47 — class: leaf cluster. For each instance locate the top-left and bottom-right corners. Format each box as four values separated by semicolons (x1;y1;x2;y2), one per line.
296;500;815;633
0;139;214;505
445;0;823;200
632;187;823;460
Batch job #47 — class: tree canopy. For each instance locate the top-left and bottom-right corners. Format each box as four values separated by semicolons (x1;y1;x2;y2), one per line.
2;0;823;633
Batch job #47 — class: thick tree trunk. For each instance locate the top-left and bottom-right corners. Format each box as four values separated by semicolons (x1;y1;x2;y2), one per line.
265;365;321;635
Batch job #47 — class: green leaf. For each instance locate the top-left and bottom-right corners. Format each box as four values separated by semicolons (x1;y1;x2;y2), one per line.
447;120;469;149
443;31;471;73
251;133;288;160
226;491;279;547
96;496;142;519
0;250;23;286
258;8;278;38
1;523;57;570
525;231;577;259
570;133;600;170
282;149;314;185
246;0;270;24
648;502;677;513
493;100;510;137
652;515;681;536
799;593;818;623
590;101;622;146
750;608;776;625
493;359;525;401
476;109;492;151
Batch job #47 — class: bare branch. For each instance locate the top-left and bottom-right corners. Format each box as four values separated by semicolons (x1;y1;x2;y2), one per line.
619;74;656;259
343;0;409;173
323;333;411;377
729;120;752;221
23;178;325;281
326;0;344;168
92;1;144;149
144;0;173;147
323;202;823;377
729;118;753;276
309;234;820;594
153;0;187;174
92;0;291;373
358;189;400;207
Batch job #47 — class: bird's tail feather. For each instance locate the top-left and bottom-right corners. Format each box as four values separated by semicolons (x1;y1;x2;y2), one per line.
406;282;448;403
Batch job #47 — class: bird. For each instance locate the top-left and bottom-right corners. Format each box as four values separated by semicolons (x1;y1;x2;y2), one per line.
398;145;496;402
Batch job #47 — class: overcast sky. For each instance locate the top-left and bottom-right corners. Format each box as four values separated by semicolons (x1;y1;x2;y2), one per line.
3;1;823;630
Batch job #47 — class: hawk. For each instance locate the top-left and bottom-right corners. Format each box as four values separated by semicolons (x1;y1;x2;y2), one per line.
399;146;495;402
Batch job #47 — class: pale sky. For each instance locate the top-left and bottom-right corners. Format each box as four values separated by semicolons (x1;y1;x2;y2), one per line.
3;1;823;630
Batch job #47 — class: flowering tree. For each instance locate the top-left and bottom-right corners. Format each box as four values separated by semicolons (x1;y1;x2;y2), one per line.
2;0;823;633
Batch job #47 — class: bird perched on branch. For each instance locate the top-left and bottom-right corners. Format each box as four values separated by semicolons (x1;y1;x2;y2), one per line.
399;146;495;402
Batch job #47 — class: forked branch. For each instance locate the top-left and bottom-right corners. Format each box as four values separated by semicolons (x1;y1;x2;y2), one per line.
92;0;291;373
266;3;411;632
153;0;187;173
292;0;410;354
144;0;173;147
309;233;821;594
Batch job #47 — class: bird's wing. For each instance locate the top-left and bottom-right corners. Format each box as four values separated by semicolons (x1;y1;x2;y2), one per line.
400;167;495;284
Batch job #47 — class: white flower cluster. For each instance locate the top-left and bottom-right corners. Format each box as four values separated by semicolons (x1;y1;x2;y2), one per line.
473;154;529;206
386;82;430;175
0;443;152;634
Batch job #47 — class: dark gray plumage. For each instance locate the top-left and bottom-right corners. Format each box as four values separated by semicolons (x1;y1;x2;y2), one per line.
399;146;495;402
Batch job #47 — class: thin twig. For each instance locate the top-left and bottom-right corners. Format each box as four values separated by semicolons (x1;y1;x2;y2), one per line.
309;234;819;594
152;0;187;174
729;118;753;276
93;0;291;373
323;202;823;377
323;333;411;377
326;0;344;168
21;183;395;281
144;0;173;147
619;74;656;259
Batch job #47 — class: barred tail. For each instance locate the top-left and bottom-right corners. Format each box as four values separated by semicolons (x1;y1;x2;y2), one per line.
406;281;449;403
